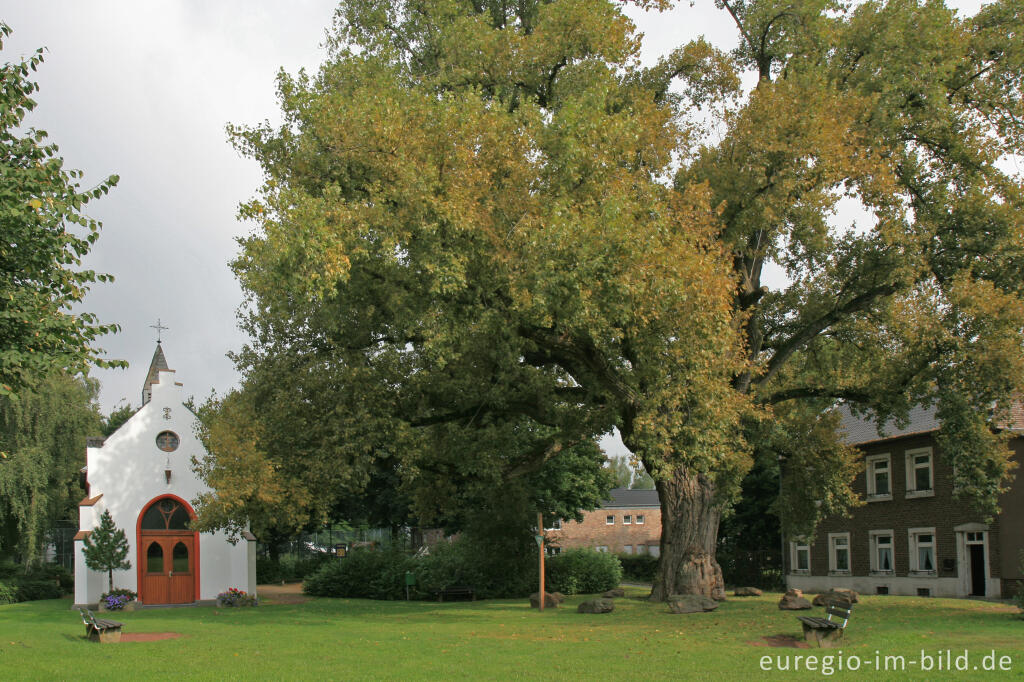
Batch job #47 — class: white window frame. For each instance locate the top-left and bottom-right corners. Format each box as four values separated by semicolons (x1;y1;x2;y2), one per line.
595;545;609;553
544;519;562;531
635;514;645;525
828;532;852;575
909;527;937;575
905;447;935;498
623;514;632;525
869;529;895;574
865;453;893;501
790;540;811;574
605;515;615;525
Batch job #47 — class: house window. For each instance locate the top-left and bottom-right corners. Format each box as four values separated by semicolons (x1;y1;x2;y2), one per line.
636;544;648;555
870;530;894;574
623;515;632;525
544;519;562;531
636;514;645;525
828;533;851;574
909;528;937;574
905;448;934;498
546;546;561;556
156;430;179;452
791;541;811;574
622;545;633;554
595;545;609;553
606;515;615;525
865;454;892;500
649;545;660;558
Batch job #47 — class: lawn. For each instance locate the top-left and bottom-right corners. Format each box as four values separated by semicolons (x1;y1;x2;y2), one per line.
1;588;1021;680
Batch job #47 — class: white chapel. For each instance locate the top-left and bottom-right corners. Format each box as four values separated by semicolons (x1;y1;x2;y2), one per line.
74;344;256;607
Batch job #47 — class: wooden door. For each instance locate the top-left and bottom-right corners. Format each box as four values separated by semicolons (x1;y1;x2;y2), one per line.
140;534;195;604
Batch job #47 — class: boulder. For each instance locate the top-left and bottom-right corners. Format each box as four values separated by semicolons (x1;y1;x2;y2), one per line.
551;592;566;604
733;587;763;597
603;588;625;599
529;591;560;609
778;588;812;610
577;598;615;614
667;594;719;614
813;589;858;606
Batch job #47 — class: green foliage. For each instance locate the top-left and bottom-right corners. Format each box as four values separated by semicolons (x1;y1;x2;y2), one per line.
0;23;122;398
304;548;416;600
100;401;135;438
1015;552;1024;619
0;371;101;562
256;553;333;584
15;578;62;601
616;553;658;583
82;509;131;592
545;548;622;595
0;579;15;604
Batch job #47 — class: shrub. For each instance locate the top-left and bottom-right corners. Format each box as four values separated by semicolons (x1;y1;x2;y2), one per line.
16;579;64;601
0;560;19;580
258;553;333;584
0;580;17;604
546;548;623;595
23;563;74;593
304;548;415;600
256;557;284;584
617;553;658;582
415;536;537;599
1015;553;1024;619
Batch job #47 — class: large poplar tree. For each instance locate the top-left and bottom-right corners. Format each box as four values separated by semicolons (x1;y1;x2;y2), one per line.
209;0;1024;600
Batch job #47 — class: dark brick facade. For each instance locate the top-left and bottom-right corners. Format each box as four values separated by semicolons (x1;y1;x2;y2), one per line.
787;432;1024;599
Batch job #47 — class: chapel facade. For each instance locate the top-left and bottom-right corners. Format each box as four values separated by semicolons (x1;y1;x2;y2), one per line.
73;344;256;607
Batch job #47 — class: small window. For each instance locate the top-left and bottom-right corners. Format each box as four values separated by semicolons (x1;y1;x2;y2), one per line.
909;528;936;573
622;545;633;554
623;515;632;525
544;519;562;531
966;531;984;544
156;431;180;452
865;454;892;500
146;542;163;573
635;514;645;525
172;542;189;572
905;449;934;497
636;544;648;555
546;546;561;556
917;588;932;598
870;531;894;573
606;515;614;525
595;545;609;553
649;545;660;558
876;586;889;595
829;533;851;574
791;541;810;574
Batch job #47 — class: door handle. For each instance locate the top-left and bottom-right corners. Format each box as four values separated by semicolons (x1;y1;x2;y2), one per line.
168;571;174;577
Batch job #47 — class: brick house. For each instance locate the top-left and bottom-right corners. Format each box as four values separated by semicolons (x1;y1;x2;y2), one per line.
786;405;1024;599
545;488;661;556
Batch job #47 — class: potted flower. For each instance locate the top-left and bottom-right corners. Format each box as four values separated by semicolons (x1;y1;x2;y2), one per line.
98;588;138;612
216;587;257;607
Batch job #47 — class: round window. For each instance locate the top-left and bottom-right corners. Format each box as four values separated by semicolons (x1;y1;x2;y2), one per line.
156;431;180;452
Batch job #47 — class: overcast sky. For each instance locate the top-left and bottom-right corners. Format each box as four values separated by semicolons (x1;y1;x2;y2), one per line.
4;0;984;431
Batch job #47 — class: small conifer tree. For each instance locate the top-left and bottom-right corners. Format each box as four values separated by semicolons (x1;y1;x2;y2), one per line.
83;510;131;592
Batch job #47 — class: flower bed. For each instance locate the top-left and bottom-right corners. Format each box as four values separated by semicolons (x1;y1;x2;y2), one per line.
217;588;258;607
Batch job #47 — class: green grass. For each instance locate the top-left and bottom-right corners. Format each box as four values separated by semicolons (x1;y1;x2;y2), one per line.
1;589;1021;680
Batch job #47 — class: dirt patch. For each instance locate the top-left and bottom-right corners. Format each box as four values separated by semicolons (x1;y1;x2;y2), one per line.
748;634;810;648
257;583;310;604
120;632;183;642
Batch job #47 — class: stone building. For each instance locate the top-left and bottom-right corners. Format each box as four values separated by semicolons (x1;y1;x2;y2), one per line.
785;405;1024;599
545;488;662;556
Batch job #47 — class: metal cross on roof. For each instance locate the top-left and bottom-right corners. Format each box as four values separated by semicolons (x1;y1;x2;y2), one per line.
150;318;169;343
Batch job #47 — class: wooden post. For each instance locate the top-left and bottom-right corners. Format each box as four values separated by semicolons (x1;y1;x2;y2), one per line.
538;512;545;612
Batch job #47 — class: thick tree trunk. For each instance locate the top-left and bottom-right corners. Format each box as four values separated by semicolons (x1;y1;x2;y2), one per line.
649;468;725;602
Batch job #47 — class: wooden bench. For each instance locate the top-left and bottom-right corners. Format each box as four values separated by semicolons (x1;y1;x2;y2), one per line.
80;608;124;643
434;585;475;602
797;599;851;647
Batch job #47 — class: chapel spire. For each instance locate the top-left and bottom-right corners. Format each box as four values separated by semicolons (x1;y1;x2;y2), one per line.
142;343;170;406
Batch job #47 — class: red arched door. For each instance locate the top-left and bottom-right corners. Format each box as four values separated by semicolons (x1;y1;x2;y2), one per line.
138;497;197;604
